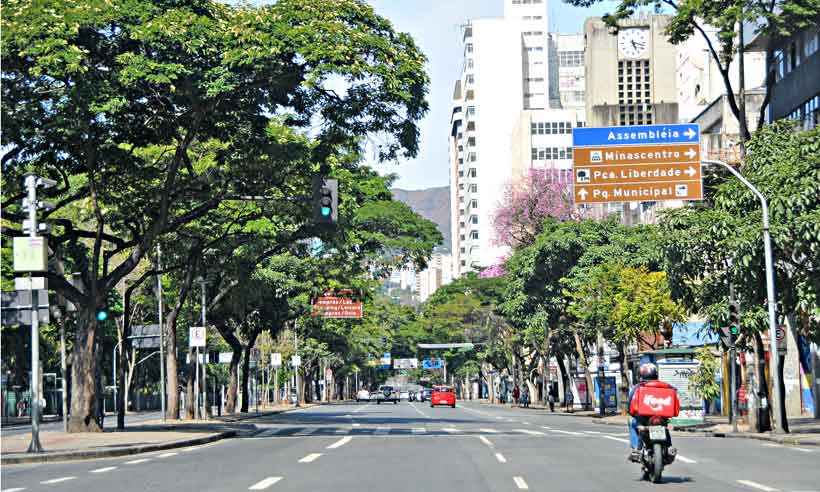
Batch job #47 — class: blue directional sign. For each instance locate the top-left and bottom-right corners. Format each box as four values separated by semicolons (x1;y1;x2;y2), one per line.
572;123;700;147
422;358;444;369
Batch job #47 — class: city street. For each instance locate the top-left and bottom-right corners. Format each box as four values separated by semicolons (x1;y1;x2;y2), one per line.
2;402;817;492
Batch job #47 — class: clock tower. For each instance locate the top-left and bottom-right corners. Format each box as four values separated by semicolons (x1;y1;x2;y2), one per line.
584;15;678;128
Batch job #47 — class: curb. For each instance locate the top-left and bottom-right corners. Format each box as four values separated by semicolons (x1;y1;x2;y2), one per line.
1;430;236;465
672;426;820;446
214;403;319;424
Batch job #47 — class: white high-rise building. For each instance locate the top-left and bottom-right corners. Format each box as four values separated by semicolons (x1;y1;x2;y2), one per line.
450;0;584;278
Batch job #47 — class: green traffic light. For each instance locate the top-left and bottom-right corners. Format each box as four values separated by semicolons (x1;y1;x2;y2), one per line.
321;206;331;216
730;326;739;335
96;310;108;321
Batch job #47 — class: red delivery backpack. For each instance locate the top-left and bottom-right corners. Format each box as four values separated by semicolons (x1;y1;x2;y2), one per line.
629;381;680;418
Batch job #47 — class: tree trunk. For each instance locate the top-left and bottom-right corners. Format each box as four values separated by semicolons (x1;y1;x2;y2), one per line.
125;346;137;412
753;332;771;432
556;353;568;403
185;348;196;420
617;342;630;413
116;319;127;429
240;344;253;413
226;348;241;413
163;252;198;420
574;330;593;410
68;307;103;433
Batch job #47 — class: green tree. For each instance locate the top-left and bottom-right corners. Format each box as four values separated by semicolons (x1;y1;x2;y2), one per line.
689;346;722;421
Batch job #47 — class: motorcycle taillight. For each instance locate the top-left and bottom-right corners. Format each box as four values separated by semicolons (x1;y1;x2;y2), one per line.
649;416;665;426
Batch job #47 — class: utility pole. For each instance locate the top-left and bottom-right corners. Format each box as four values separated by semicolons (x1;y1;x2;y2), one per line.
729;282;739;433
294;331;300;407
703;159;786;433
156;245;166;422
200;277;207;420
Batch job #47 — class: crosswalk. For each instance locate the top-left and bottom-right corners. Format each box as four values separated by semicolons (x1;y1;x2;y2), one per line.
252;426;596;438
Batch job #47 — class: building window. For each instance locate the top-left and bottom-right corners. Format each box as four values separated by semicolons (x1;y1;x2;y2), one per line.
470;215;478;224
618;59;652;125
526;77;544;82
467;137;476;146
558;50;584;67
461;260;466;266
469;184;477;193
468;168;477;177
460;234;466;241
460;247;466;254
465;43;474;54
467;58;474;69
460;221;465;229
466;106;476;116
469;230;479;239
470;199;478;209
468;152;477;162
458;171;464;177
804;31;819;57
466;74;475;84
526;46;544;52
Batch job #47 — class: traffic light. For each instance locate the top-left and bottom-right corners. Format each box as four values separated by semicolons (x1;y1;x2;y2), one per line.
313;176;338;224
96;309;108;322
728;300;740;335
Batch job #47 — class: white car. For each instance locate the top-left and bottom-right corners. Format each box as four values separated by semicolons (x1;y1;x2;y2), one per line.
356;389;370;402
399;391;410;400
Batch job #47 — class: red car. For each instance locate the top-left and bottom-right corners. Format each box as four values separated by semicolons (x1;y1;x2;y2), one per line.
430;386;456;408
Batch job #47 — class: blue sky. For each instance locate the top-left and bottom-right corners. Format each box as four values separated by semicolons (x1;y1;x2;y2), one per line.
367;0;618;190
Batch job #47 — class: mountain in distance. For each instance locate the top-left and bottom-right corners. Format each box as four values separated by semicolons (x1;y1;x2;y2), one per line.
391;185;451;252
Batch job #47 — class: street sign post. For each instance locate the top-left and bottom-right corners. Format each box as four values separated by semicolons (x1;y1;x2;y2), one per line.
291;355;301;367
189;326;206;348
271;352;282;368
572;123;702;204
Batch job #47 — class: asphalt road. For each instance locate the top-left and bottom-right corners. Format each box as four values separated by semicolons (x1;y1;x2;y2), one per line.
2;401;818;492
2;411;164;436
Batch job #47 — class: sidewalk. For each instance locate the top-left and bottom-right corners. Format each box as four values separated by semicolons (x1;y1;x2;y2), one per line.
2;414;61;428
477;400;820;446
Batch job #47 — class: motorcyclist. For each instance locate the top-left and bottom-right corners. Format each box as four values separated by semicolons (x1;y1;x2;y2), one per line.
627;362;676;462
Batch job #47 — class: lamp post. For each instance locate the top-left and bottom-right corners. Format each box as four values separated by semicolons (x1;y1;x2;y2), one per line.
702;159;786;433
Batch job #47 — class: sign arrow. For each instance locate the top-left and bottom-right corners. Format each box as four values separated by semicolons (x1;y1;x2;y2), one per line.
685;166;697;177
685;147;697;159
684;128;697;139
577;188;588;201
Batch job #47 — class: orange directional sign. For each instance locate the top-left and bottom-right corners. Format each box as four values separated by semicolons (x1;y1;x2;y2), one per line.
572;124;703;204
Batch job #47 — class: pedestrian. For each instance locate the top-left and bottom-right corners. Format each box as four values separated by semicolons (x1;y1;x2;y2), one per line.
566;389;574;413
521;386;530;408
548;386;556;412
16;399;25;417
512;385;520;406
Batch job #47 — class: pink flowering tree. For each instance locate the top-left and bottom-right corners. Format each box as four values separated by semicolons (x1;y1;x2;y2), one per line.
492;168;576;249
479;262;506;278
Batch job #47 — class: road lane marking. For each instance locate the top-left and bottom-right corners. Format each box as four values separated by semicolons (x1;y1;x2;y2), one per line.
3;488;26;492
295;427;318;436
41;477;76;485
298;453;322;463
409;403;431;419
549;429;583;436
676;455;697;464
248;477;283;490
495;452;507;463
522;421;531;425
352;404;369;413
583;430;602;434
327;436;352;449
737;480;780;492
89;467;117;473
374;426;390;435
352;423;361;427
513;476;529;489
478;436;493;447
335;428;349;434
602;435;630;443
541;426;552;429
412;428;426;434
124;458;151;464
442;427;459;433
496;416;504;420
157;452;178;458
513;429;545;436
479;428;499;433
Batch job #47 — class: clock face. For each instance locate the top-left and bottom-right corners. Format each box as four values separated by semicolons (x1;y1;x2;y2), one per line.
618;28;649;59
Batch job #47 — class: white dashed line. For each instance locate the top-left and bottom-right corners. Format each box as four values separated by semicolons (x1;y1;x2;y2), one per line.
295;427;318;436
3;488;27;492
41;477;76;485
736;480;780;492
442;427;459;433
335;428;349;434
495;452;508;463
124;458;151;464
522;421;531;425
513;429;545;436
90;467;117;473
583;430;602;434
496;416;504;420
602;435;630;444
248;477;283;490
352;423;361;427
409;403;431;418
676;455;697;464
327;436;352;449
549;429;583;436
157;452;178;458
513;476;529;489
412;428;426;434
479;428;499;433
541;426;552;430
479;436;493;447
374;426;390;435
298;453;322;463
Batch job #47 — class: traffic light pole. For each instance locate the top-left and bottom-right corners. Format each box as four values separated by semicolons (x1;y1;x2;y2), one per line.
729;282;738;433
703;159;786;434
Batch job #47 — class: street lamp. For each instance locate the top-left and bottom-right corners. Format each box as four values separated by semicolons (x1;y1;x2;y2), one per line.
702;159;786;434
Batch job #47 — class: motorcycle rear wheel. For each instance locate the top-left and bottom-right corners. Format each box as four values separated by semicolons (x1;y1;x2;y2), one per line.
651;443;664;483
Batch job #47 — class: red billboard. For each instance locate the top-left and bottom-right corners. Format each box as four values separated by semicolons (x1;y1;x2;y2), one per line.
311;292;363;319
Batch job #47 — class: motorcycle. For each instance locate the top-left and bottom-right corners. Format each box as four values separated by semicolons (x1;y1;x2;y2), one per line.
636;415;676;483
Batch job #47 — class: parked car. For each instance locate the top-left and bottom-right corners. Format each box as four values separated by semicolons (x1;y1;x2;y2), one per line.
419;388;433;402
430;386;456;408
356;389;370;402
399;390;410;401
376;385;399;404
